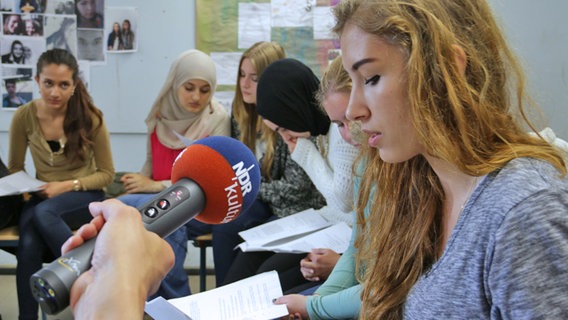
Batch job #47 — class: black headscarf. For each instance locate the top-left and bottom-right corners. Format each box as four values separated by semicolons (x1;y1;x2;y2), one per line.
256;58;330;136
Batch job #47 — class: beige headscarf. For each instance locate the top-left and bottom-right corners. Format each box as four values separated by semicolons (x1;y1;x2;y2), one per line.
145;49;219;149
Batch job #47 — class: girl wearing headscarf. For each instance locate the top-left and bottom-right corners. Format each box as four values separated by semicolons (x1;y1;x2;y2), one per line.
118;49;230;299
223;58;358;293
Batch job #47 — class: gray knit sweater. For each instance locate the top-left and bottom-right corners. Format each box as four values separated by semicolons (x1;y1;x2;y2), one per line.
404;158;568;319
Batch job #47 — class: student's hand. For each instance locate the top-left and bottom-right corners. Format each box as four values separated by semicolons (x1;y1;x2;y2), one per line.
283;137;298;154
274;294;309;319
120;172;164;193
300;248;341;281
62;199;174;319
37;181;71;198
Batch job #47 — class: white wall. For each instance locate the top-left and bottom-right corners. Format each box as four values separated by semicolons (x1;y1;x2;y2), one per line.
488;0;568;140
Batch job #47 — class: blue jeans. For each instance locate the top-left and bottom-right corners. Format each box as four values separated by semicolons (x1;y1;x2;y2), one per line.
162;200;273;287
184;198;274;287
118;193;191;299
17;190;105;320
121;195;273;291
299;284;320;296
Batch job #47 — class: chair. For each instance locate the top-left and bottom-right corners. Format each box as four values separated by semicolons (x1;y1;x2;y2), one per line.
190;233;213;292
0;226;48;320
0;225;19;256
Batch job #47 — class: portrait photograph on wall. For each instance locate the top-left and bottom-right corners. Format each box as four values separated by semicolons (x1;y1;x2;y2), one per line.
77;28;104;63
2;12;26;35
75;0;104;29
44;0;75;14
1;35;45;66
1;65;34;110
105;6;137;53
21;13;43;36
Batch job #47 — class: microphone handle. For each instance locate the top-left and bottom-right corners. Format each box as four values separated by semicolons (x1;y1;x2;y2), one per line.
30;178;206;315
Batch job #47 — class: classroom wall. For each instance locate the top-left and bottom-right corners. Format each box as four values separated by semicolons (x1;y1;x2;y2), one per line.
1;0;566;167
489;0;568;140
0;0;197;172
1;0;567;269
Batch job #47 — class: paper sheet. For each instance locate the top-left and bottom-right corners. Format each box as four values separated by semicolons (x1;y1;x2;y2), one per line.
0;171;44;196
167;271;288;320
238;208;331;248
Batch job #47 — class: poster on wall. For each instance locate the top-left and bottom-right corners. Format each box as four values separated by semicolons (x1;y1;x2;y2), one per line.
75;0;106;64
195;0;340;104
105;7;138;53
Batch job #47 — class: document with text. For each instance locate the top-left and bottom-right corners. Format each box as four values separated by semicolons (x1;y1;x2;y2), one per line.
0;171;44;197
163;271;288;320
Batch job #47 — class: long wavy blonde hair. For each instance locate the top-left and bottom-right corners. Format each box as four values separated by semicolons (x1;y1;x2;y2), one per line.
333;0;566;319
232;41;285;178
316;55;352;107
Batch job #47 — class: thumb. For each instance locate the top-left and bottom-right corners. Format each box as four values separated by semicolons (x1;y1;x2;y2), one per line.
273;296;286;305
311;248;327;254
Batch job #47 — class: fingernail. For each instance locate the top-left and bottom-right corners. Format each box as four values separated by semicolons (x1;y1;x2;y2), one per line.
272;298;277;303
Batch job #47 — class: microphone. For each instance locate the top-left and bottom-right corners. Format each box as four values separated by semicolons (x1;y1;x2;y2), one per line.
29;136;261;315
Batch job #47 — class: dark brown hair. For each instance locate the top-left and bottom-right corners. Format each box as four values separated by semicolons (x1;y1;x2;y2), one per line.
36;48;103;162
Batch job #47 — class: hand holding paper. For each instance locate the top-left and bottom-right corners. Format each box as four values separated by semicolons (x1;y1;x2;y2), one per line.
145;271;288;320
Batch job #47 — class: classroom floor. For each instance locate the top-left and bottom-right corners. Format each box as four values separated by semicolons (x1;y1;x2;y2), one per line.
0;273;215;320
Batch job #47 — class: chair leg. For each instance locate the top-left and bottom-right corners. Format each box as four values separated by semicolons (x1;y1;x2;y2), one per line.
199;245;206;292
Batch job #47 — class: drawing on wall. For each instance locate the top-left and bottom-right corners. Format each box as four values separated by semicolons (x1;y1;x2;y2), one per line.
44;14;77;56
105;7;138;53
195;0;339;107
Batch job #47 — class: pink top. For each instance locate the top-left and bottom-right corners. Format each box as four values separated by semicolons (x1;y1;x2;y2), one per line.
150;130;184;181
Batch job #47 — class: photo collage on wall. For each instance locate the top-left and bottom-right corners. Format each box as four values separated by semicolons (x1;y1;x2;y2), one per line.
0;0;138;111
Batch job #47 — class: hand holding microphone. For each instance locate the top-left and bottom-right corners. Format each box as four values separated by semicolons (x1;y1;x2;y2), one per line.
30;136;261;315
63;200;175;319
